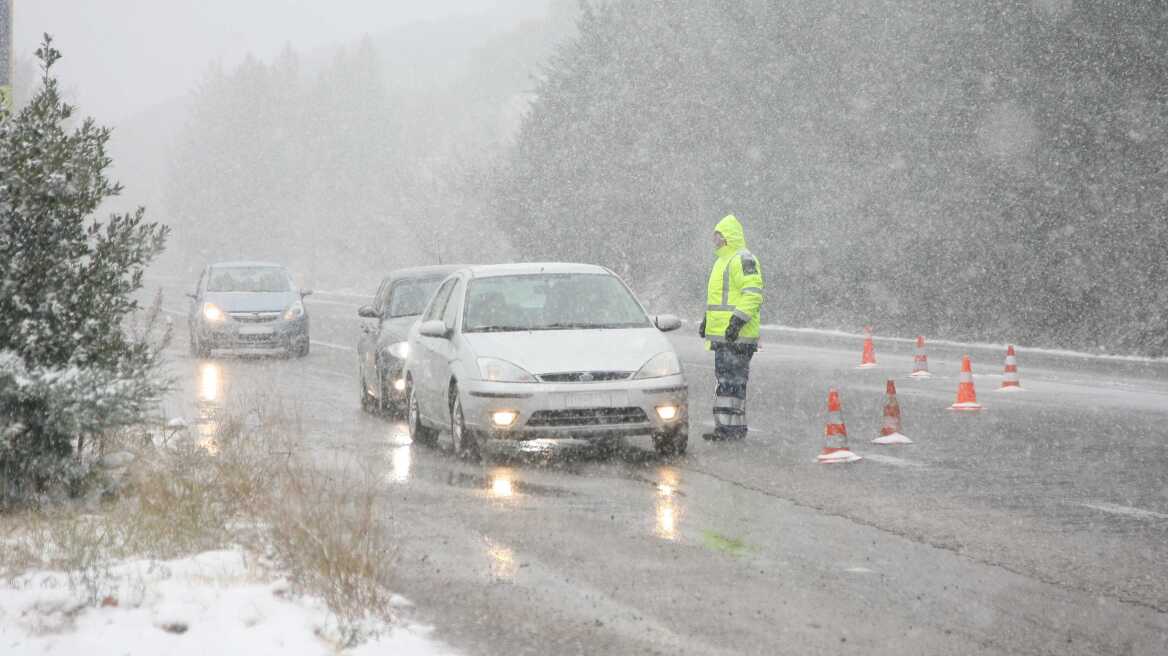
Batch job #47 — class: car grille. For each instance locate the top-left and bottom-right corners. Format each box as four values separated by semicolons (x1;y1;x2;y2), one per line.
538;371;632;383
229;311;282;323
526;407;648;427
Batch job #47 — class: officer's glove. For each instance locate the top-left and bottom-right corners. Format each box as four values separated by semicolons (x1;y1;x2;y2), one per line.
698;319;706;338
725;316;746;342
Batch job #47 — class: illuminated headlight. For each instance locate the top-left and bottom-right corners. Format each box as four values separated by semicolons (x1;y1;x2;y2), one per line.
478;358;537;383
655;405;680;421
203;303;225;322
491;410;519;427
284;300;305;321
385;342;409;359
634;352;682;379
392;378;406;392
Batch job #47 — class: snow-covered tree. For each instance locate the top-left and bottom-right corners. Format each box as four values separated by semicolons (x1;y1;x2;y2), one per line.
0;37;171;504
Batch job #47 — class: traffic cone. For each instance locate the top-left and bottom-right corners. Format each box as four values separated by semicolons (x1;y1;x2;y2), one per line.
818;388;862;463
949;355;983;411
998;345;1023;391
872;379;912;444
857;326;877;369
910;335;931;378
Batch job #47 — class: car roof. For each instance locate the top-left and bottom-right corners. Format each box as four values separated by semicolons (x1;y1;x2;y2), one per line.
462;262;612;279
380;265;463;286
208;261;287;269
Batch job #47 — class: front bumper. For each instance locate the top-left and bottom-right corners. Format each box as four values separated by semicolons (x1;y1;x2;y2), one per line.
460;374;688;443
200;316;309;351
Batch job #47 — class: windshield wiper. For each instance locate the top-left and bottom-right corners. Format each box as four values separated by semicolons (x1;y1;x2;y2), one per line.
468;325;531;333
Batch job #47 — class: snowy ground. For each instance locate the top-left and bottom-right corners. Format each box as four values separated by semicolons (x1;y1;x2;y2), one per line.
0;548;455;655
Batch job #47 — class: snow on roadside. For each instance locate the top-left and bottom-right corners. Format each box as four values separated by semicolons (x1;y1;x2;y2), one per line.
0;549;455;656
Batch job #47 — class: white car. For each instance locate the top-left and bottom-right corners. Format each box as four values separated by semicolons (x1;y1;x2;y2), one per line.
404;263;688;458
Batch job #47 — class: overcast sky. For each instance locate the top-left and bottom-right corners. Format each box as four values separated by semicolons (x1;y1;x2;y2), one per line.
13;0;543;123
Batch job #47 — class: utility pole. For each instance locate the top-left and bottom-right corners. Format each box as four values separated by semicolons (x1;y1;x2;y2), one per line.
0;0;12;111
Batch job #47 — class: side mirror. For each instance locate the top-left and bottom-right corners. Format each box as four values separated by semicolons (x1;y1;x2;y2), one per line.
418;320;449;339
357;305;380;319
654;314;682;332
300;289;314;297
186;293;198;301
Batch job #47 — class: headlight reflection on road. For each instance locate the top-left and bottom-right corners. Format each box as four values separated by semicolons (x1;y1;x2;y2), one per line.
199;362;221;403
489;468;515;498
485;538;517;580
196;421;219;455
655;467;681;540
388;445;412;484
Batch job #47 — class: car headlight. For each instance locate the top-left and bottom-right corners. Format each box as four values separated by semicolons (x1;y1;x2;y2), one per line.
284;300;305;320
634;352;682;379
477;357;537;383
203;303;225;322
385;342;409;359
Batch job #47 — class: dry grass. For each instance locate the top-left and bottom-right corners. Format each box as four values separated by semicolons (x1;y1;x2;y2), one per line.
0;392;397;643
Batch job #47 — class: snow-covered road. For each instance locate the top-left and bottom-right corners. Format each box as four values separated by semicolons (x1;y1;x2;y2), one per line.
155;281;1168;655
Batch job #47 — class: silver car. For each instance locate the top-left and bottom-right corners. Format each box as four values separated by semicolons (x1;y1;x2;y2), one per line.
403;263;688;459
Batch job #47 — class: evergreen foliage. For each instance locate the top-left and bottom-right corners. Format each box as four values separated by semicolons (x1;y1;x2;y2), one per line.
0;37;171;503
496;1;1168;355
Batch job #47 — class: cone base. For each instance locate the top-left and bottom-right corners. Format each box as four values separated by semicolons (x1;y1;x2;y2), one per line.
817;448;862;464
872;432;913;445
856;363;878;369
996;384;1024;392
949;401;983;411
909;371;932;378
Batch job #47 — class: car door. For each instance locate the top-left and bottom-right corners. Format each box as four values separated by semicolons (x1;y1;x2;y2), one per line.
429;277;465;427
415;277;458;421
357;280;388;392
188;267;207;334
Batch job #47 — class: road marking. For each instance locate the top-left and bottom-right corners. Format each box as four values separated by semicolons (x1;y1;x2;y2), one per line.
1079;502;1168;520
862;453;926;468
161;306;187;317
311;340;355;352
305;367;350;380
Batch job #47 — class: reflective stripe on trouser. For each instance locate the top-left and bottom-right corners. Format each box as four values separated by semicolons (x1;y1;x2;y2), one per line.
713;346;753;437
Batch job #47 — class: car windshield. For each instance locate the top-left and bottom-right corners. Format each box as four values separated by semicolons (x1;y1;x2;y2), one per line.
207;267;291;293
386;277;444;318
463;273;650;333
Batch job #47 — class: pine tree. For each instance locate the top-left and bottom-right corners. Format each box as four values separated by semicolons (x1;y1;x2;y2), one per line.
0;36;171;504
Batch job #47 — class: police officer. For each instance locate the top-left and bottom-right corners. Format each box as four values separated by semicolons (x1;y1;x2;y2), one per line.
698;215;764;440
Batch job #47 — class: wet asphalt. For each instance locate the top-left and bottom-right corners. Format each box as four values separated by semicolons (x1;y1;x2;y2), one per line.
156;282;1168;655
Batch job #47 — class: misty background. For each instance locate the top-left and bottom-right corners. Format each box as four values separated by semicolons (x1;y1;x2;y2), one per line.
10;0;1167;356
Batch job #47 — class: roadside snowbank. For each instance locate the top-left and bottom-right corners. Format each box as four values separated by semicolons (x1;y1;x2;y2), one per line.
0;548;453;656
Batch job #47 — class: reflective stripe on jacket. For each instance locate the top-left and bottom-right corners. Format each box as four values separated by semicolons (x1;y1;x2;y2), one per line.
705;214;764;343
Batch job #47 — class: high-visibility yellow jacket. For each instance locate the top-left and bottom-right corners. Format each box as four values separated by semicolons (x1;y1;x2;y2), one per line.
705;215;764;344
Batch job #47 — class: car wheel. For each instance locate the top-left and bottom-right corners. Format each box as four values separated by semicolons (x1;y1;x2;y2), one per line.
193;332;211;359
295;338;310;358
653;426;688;457
407;381;438;446
450;387;480;462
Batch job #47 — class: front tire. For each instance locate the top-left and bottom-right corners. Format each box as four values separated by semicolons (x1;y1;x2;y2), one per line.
450;388;480;462
407;381;438;446
653;426;688;457
293;337;310;358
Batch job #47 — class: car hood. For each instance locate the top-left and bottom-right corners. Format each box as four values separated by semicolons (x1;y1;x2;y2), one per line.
204;291;297;313
462;328;674;376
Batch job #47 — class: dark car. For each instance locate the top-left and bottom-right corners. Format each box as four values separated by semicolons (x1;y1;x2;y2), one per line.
187;261;312;358
357;265;460;415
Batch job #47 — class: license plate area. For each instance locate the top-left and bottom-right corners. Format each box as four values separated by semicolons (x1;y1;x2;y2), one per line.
564;391;629;408
239;325;274;336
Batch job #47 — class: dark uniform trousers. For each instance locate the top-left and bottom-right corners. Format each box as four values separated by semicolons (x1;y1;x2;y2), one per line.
713;343;756;438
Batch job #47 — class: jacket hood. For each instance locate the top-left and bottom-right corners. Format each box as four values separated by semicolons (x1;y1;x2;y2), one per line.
715;214;747;257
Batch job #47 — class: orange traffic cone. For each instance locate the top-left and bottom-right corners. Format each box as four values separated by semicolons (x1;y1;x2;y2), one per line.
818;388;862;463
857;326;877;369
949;355;983;411
998;345;1023;391
872;379;912;444
910;335;931;378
